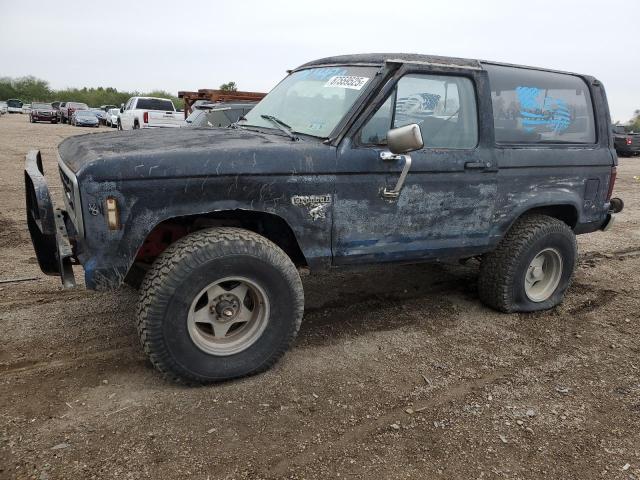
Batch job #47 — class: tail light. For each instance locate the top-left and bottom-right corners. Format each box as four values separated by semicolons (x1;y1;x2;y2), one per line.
626;138;633;146
606;166;617;201
143;111;149;124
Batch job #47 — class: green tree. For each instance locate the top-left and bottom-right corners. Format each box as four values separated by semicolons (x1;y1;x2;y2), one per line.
0;76;50;102
630;110;640;132
219;81;238;92
0;77;17;100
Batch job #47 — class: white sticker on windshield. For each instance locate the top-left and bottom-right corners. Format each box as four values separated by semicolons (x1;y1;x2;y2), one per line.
324;76;370;90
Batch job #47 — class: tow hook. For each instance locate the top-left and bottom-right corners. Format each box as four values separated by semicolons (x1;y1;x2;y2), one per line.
610;197;624;214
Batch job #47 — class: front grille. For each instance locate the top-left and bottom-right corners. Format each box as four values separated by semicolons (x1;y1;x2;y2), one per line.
59;167;75;213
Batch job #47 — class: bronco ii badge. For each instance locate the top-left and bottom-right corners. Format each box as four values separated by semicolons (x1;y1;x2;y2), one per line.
291;194;331;207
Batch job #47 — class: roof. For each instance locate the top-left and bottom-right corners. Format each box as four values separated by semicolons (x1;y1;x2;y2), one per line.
296;53;590;78
297;53;481;70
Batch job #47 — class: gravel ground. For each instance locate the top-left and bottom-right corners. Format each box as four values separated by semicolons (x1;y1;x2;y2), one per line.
1;112;639;480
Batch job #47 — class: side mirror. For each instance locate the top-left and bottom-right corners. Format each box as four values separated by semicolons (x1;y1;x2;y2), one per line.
387;124;423;154
379;124;423;200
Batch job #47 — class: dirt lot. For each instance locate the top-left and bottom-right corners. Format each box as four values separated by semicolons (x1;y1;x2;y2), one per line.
1;112;639;480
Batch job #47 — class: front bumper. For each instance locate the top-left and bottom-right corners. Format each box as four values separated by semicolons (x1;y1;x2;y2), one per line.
25;150;76;287
33;113;54;121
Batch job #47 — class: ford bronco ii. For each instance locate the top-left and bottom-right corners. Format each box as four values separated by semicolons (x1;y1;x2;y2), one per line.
25;53;624;383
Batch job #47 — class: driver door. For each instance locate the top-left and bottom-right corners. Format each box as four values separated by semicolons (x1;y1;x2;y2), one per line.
332;67;498;265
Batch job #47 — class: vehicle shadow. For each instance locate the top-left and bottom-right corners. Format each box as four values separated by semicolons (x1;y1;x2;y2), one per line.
298;261;479;347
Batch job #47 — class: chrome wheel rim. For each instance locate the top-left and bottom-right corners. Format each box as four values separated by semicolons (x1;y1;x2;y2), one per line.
524;248;563;302
187;276;270;356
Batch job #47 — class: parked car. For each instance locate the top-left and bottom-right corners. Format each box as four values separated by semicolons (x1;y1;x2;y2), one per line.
98;105;118;125
58;102;89;124
6;99;23;113
25;53;624;384
70;109;99;127
612;124;640;157
21;103;32;114
105;108;120;127
0;101;7;115
183;102;256;128
29;102;58;123
117;96;183;130
51;101;61;119
89;108;106;122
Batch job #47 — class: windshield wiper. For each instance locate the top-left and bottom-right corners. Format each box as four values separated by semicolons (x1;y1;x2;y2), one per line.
260;115;299;141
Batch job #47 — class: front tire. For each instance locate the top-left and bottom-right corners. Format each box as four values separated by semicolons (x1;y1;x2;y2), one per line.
136;227;304;384
478;214;577;313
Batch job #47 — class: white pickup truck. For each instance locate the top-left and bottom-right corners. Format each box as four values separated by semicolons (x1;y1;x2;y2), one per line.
117;96;183;130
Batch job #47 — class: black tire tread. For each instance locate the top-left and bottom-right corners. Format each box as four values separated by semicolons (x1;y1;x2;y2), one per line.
136;227;304;385
478;214;577;313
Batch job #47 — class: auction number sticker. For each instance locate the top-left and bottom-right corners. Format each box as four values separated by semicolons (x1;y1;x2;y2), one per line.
324;76;370;90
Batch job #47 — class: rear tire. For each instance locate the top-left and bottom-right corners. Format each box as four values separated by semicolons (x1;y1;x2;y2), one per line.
136;227;304;384
478;214;577;313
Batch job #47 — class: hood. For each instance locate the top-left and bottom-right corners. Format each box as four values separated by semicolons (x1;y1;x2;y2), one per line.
58;127;334;179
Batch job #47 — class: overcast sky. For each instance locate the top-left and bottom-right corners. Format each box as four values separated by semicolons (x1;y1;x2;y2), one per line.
1;0;638;121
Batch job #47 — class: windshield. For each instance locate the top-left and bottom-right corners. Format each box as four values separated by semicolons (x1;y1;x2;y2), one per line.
32;103;52;109
69;102;88;109
241;66;378;138
77;110;95;117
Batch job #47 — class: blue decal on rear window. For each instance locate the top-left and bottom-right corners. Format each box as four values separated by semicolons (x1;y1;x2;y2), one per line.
516;86;571;133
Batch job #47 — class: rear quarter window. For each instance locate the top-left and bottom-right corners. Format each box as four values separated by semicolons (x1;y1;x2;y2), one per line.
484;64;596;144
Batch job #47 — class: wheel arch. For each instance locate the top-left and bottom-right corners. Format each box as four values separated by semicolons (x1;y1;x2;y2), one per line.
124;209;308;286
497;202;579;239
518;204;579;229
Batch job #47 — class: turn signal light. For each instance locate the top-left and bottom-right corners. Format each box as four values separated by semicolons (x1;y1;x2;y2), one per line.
106;197;120;230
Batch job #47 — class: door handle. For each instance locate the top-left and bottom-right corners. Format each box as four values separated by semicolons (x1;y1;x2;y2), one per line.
380;151;412;199
464;161;492;170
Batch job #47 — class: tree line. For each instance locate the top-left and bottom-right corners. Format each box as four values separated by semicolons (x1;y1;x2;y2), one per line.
628;110;640;132
0;75;184;109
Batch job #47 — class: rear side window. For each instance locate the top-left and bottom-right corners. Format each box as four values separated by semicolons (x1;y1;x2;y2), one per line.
136;98;174;111
484;64;596;144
